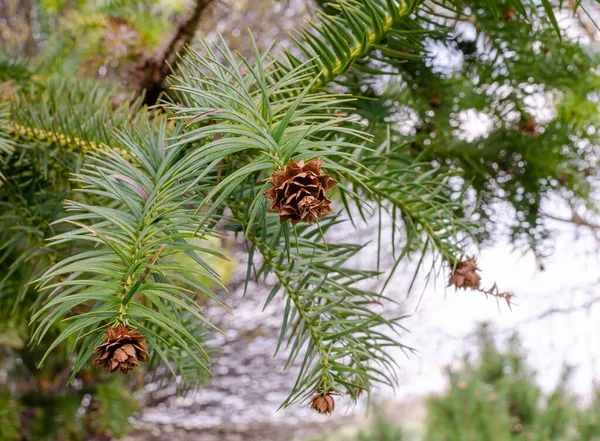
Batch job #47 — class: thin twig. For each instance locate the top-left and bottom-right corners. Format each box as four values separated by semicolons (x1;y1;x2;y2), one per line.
527;295;600;322
474;283;514;310
544;212;600;230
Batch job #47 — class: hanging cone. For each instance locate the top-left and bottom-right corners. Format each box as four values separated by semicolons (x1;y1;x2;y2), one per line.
310;391;335;415
94;324;149;374
449;256;481;290
265;158;337;226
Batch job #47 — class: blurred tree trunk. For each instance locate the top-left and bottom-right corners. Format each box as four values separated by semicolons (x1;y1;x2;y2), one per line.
134;0;212;105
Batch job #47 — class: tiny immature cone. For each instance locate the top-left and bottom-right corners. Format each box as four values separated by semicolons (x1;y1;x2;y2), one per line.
347;376;365;397
449;256;481;290
311;391;335;415
504;6;517;22
265;158;337;226
519;116;540;136
94;324;149;374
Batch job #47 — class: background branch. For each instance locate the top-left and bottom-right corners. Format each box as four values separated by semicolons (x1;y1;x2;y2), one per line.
134;0;213;105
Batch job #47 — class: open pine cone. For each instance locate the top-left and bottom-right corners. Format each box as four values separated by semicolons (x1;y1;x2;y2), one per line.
449;256;481;290
310;391;335;415
94;324;148;374
265;158;337;225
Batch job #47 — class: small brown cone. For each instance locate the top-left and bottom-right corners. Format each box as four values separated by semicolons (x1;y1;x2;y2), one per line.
504;7;517;22
265;158;337;225
519;116;540;136
449;256;481;290
427;95;442;108
311;391;335;415
94;324;149;374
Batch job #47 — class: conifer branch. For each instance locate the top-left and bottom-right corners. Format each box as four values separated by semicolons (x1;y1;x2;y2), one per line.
254;237;333;392
33;120;227;380
280;0;419;91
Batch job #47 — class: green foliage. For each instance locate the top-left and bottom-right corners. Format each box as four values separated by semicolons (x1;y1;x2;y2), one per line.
576;391;600;441
357;414;405;441
168;37;431;405
0;54;33;83
0;393;21;441
34;117;224;383
0;79;141;319
0;375;137;441
426;326;574;441
342;0;600;256
319;327;600;441
92;376;138;438
0;0;179;80
279;0;422;90
0;78;147;441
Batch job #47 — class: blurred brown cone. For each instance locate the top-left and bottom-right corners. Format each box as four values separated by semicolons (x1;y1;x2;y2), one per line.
265;158;337;225
504;7;517;22
519;116;540;136
311;391;335;415
449;256;481;290
94;324;148;374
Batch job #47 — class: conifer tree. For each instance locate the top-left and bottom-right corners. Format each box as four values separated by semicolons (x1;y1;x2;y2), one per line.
426;326;574;441
1;0;599;438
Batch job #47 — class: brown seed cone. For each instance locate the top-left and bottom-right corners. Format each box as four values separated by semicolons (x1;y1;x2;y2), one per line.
265;158;337;226
504;7;517;22
449;256;481;290
94;324;149;374
311;391;335;415
519;116;540;136
427;95;442;108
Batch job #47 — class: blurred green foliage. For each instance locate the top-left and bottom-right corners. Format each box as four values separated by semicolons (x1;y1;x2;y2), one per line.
426;326;574;441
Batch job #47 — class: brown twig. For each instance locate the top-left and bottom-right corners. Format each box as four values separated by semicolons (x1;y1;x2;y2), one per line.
449;256;514;309
475;283;514;310
544;212;600;231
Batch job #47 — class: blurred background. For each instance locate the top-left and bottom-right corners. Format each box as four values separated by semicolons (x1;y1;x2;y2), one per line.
3;0;600;440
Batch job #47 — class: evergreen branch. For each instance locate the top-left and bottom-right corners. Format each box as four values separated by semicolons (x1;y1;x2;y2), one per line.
3;0;597;424
3;79;141;159
280;0;419;90
257;238;332;393
33;119;227;378
6;122;104;155
238;210;408;407
170;38;409;405
169;38;372;222
305;0;412;89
